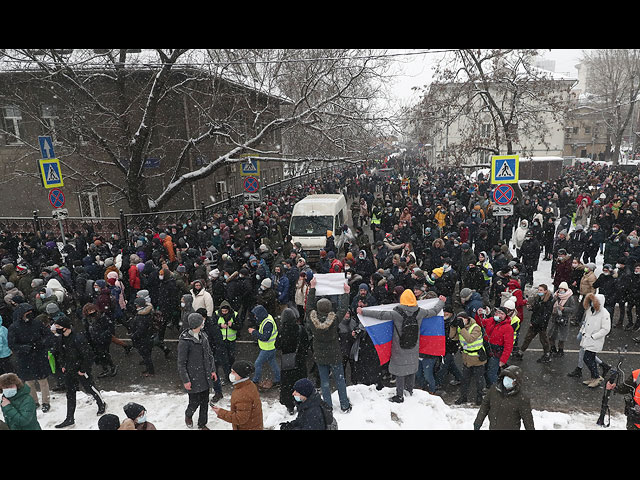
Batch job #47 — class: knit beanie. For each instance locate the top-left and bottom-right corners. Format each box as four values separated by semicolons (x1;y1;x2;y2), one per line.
231;360;254;379
316;298;333;315
399;289;418;307
187;313;204;330
123;402;145;420
293;378;315;398
98;414;121;431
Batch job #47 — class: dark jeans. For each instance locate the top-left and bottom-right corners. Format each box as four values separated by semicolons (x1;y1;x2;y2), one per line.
459;364;485;401
63;370;105;421
185;388;210;428
583;350;600;379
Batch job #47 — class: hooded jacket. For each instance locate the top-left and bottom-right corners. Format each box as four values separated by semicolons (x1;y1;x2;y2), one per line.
0;378;41;430
474;365;535;430
177;327;216;393
7;305;54;381
306;288;349;365
579;293;611;353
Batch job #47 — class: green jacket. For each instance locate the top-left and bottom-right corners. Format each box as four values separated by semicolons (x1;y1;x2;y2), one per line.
1;384;41;430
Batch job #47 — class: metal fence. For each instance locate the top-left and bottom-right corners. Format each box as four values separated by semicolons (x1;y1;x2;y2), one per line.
2;165;343;238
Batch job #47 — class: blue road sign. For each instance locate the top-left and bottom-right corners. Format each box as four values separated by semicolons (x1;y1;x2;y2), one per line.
240;158;260;176
48;188;65;208
493;184;514;205
38;136;56;159
243;176;260;193
491;155;519;184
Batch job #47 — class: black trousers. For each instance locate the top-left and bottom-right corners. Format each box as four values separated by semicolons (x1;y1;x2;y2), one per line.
185;389;210;428
64;370;105;421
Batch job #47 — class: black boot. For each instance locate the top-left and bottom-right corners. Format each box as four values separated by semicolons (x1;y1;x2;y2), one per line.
600;362;611;377
537;353;551;363
55;418;75;428
567;367;582;378
97;401;106;416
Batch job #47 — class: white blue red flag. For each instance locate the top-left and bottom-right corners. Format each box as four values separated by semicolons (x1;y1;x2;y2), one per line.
358;298;445;365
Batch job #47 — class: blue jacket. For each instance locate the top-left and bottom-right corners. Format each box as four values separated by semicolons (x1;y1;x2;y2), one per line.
0;315;10;359
464;292;484;318
274;275;290;304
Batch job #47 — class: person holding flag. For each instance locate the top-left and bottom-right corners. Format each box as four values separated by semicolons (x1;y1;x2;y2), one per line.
358;290;446;403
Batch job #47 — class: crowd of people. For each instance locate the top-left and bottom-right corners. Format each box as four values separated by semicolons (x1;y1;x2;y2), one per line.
1;154;640;430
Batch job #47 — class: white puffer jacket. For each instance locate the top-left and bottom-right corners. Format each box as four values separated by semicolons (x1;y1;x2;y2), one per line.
579;294;611;353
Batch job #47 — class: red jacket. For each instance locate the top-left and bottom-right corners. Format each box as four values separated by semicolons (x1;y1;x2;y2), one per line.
505;279;526;320
128;264;141;290
476;313;514;364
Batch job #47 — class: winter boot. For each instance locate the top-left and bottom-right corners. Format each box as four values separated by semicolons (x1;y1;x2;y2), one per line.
41;403;50;413
454;397;468;405
97;401;106;416
550;345;558;355
55;418;75;429
567;367;582;378
209;392;223;405
587;376;604;388
389;395;404;403
511;349;524;361
185;416;193;428
556;348;565;357
537;353;551;363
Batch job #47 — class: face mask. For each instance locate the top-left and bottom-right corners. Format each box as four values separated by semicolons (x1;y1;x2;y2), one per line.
294;395;303;403
136;414;147;424
537;292;544;297
56;328;66;335
502;376;515;390
2;387;17;398
158;275;164;280
494;315;501;322
229;373;238;383
180;302;186;308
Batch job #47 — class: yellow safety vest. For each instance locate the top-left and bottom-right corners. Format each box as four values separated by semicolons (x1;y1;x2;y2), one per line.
510;314;521;342
458;323;484;356
258;315;278;351
371;211;381;225
217;311;237;341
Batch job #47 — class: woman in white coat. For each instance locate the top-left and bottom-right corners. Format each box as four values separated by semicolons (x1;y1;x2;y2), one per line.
513;220;529;256
578;293;611;387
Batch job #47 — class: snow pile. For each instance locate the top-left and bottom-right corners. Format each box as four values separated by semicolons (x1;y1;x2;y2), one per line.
33;383;627;430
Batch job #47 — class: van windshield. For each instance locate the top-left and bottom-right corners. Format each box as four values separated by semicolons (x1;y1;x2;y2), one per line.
290;215;333;236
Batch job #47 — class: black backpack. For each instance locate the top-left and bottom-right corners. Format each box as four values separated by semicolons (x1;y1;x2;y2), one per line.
393;306;420;349
319;399;338;430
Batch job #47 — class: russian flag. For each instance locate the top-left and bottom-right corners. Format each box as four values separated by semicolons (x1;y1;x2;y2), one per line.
358;298;445;366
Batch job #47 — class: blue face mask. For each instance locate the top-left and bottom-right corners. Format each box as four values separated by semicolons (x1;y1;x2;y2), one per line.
294;395;303;403
537;292;544;297
2;387;17;398
137;414;147;424
502;376;515;390
494;315;501;322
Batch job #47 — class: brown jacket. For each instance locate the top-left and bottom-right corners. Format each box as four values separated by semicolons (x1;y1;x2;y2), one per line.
217;379;263;430
579;270;597;296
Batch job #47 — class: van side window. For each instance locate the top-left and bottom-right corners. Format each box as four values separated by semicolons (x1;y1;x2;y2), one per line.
337;209;344;226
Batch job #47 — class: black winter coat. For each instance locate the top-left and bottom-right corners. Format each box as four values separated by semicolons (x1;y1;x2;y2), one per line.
280;391;328;430
58;331;96;374
7;315;55;381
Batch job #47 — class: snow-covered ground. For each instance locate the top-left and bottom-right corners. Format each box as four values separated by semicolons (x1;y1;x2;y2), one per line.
34;383;627;430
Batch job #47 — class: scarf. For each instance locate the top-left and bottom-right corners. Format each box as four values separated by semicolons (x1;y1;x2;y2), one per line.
554;288;573;310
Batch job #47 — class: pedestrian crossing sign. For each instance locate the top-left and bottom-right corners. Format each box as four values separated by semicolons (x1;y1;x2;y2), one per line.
38;158;64;188
490;155;519;184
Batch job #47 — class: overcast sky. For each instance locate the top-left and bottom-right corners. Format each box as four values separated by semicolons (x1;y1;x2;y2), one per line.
389;49;586;105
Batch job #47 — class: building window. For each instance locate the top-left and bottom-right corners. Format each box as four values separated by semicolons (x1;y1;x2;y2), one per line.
481;123;492;138
78;191;101;218
41;104;60;143
2;105;23;144
584;126;591;134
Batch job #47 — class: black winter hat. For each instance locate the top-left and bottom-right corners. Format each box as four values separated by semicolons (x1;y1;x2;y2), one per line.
231;360;254;379
98;414;121;430
293;378;315;398
123;402;145;420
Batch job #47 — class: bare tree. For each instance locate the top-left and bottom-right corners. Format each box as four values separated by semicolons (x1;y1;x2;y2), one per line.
410;49;574;165
0;49;394;213
582;49;640;165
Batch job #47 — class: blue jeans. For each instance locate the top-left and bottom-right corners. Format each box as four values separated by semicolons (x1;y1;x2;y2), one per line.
418;357;438;393
486;356;501;386
317;363;350;410
252;349;280;384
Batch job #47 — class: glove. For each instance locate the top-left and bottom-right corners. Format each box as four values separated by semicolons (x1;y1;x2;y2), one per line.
451;317;464;329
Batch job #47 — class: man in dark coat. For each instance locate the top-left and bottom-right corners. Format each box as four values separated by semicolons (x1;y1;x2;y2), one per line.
7;303;55;413
177;312;217;430
473;365;535;430
279;378;333;430
51;314;106;428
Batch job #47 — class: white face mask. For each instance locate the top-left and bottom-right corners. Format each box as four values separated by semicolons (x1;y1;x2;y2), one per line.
229;373;238;383
503;376;515;390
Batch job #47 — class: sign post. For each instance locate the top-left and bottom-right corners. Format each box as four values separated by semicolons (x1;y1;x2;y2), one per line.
38;136;66;244
492;183;515;241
